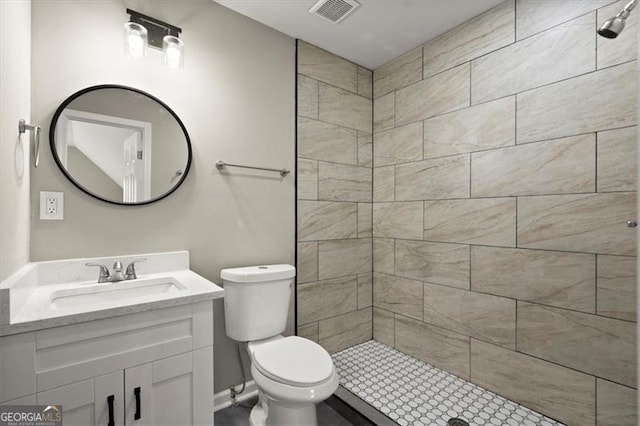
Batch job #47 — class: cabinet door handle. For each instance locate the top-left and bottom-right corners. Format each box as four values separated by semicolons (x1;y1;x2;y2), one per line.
134;387;141;420
107;395;115;426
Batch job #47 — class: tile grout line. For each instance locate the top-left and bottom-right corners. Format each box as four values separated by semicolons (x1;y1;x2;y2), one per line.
372;270;637;324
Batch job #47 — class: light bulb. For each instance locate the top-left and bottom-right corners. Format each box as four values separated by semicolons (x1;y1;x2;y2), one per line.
163;35;184;69
124;22;147;58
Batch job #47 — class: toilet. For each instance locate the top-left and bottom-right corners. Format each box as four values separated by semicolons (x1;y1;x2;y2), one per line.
222;264;339;426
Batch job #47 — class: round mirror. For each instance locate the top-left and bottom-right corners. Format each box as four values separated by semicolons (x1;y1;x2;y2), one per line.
50;85;192;205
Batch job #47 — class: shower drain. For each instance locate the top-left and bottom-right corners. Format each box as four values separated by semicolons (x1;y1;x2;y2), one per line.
447;419;469;426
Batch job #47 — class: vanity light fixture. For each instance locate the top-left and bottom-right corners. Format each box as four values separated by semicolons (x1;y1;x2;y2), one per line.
125;9;184;68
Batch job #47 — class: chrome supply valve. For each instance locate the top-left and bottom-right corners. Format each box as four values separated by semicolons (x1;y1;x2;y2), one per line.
125;258;147;280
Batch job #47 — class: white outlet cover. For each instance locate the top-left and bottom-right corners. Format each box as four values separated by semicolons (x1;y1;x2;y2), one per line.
40;191;64;220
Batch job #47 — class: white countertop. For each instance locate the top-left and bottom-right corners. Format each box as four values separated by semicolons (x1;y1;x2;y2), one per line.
0;251;224;337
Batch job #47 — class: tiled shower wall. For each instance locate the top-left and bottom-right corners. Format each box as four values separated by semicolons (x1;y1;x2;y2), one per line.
371;1;637;425
296;41;374;353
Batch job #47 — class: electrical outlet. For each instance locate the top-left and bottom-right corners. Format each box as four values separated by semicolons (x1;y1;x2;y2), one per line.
40;191;64;220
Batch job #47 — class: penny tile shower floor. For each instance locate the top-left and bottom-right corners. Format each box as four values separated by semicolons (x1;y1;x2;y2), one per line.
332;340;564;426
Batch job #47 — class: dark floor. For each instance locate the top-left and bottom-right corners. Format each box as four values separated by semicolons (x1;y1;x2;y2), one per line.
214;395;372;426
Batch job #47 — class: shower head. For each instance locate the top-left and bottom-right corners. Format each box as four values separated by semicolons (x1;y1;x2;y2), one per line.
598;0;637;38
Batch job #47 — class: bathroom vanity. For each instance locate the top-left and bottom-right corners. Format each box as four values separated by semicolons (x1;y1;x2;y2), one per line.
0;251;224;426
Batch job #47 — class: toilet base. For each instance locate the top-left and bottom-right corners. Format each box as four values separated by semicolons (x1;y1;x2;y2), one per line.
249;390;318;426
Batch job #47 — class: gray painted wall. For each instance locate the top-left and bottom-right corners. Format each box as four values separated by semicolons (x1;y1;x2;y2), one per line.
0;0;31;281
30;0;295;393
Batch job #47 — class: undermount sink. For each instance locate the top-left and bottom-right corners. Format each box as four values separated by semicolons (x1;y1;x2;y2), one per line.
48;277;186;310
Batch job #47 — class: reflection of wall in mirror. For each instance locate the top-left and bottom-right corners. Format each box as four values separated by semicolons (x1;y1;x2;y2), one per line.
67;146;122;200
69;89;188;199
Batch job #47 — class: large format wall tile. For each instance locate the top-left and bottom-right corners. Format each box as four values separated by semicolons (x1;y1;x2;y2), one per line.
395;240;469;289
374;122;422;167
373;166;394;202
298;276;357;324
357;203;372;238
396;315;470;379
357;66;372;98
395;155;470;201
298;201;357;241
318;238;371;280
471;246;595;313
373;48;422;98
517;193;636;256
319;83;372;132
597;126;637;192
472;14;595;104
297;322;318;343
298;41;357;93
423;96;515;159
298;158;318;200
357;273;372;309
297;241;318;283
298;74;318;119
298;117;357;165
373;307;395;346
373;273;423;320
319;308;372;354
318;162;371;202
597;0;638;69
517;302;637;388
422;1;514;79
516;0;611;40
395;64;470;126
423;198;516;246
470;339;596;425
471;134;595;197
423;283;516;348
597;255;637;321
517;62;637;143
374;92;394;132
597;379;637;426
357;132;372;168
373;238;394;275
374;202;423;239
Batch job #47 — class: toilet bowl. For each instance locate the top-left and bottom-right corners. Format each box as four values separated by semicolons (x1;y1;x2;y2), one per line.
221;265;339;426
247;336;339;425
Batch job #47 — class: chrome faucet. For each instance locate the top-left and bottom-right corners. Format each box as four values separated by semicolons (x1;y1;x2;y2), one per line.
86;258;147;283
111;261;126;282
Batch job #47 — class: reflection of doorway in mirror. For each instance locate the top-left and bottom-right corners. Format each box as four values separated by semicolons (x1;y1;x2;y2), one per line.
56;109;152;202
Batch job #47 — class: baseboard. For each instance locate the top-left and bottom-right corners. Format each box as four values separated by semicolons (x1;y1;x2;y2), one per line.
213;380;258;412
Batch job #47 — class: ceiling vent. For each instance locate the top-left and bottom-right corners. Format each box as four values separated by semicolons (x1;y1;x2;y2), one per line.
309;0;360;24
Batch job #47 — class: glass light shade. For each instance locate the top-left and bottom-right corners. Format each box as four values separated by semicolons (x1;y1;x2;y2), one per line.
124;22;148;58
163;35;184;69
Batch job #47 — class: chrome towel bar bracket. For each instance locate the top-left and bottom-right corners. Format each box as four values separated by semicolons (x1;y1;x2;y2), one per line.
19;119;41;168
216;160;290;177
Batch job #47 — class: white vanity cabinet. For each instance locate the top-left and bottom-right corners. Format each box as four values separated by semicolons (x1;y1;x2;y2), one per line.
0;301;214;426
36;372;124;426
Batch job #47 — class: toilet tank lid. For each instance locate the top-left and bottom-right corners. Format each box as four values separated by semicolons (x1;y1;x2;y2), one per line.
220;264;296;283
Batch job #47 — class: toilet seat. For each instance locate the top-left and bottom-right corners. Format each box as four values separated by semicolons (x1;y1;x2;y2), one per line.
252;336;334;386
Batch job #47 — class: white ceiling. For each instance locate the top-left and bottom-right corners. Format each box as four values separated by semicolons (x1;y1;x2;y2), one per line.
214;0;505;69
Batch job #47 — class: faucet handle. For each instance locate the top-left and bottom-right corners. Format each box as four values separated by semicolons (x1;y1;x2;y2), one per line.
86;262;111;283
125;258;147;280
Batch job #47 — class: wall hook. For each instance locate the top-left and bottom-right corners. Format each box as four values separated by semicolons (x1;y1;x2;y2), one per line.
18;119;41;168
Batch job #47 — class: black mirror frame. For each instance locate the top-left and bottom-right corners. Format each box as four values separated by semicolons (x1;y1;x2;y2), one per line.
49;84;193;206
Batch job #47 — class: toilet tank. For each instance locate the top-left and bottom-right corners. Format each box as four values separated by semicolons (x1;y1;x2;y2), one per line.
222;264;296;342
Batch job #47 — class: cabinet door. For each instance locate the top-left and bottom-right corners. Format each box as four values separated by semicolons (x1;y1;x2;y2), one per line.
125;349;213;426
36;372;123;426
95;372;125;426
